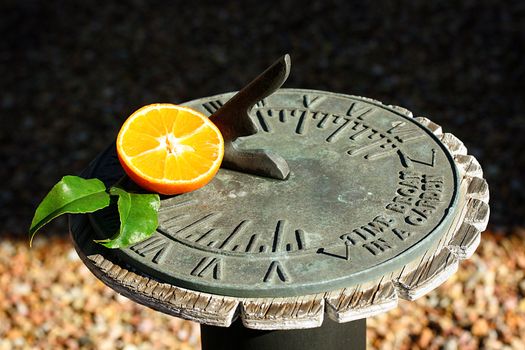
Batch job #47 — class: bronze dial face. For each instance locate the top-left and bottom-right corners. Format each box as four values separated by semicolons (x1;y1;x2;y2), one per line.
88;89;459;298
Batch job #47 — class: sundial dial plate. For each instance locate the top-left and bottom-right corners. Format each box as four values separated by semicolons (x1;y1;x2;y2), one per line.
86;89;460;298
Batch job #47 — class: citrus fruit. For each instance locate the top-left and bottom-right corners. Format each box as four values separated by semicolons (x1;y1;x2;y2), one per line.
116;103;224;195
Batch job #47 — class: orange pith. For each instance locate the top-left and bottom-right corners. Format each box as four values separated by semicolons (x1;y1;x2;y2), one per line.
116;103;224;195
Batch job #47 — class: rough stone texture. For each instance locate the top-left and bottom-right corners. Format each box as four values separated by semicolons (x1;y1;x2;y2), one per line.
1;1;524;236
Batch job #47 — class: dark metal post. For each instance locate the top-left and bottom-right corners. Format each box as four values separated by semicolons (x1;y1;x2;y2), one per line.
200;318;366;350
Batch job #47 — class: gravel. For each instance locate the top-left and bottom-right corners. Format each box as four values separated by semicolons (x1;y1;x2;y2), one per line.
368;228;525;349
1;230;524;349
0;236;200;350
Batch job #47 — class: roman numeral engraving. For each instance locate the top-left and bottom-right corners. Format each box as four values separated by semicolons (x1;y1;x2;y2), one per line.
255;109;272;132
161;213;191;229
264;261;289;283
346;102;373;118
347;134;387;157
348;122;370;140
255;99;266;108
276;109;286;122
191;257;222;280
174;213;220;234
345;120;426;161
303;95;325;108
295;229;306;250
171;219;257;253
326;118;351;142
386;121;425;143
202;100;224;114
272;220;286;252
218;220;251;250
313;113;330;128
245;234;258;252
365;141;397;160
189;228;216;244
157;213;221;248
295;110;309;135
130;237;169;264
254;221;307;254
342;110;428;161
398;149;436;168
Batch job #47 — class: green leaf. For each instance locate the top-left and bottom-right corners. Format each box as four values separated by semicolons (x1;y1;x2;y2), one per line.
95;187;160;249
29;176;111;246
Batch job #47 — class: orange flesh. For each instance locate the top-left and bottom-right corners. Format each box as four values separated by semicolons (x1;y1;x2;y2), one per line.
116;104;224;195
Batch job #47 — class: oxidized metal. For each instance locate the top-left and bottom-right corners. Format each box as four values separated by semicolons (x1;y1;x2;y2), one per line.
210;54;290;180
85;89;459;298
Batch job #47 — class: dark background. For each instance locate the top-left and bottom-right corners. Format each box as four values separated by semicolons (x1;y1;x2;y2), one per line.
1;0;523;236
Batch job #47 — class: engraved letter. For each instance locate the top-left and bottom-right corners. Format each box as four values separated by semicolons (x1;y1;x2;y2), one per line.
424;181;444;192
420;191;442;201
400;170;422;179
392;228;411;241
386;202;408;214
406;209;427;226
362;238;393;256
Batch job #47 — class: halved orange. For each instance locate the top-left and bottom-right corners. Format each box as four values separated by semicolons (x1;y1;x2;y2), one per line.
116;103;224;195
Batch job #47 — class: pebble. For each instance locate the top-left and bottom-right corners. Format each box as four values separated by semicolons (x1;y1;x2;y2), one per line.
9;231;515;348
0;236;200;349
471;319;489;337
418;327;433;348
367;230;525;349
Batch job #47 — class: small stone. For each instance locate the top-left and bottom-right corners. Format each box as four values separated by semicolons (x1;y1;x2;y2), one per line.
511;338;525;350
11;283;31;296
443;338;458;350
518;298;525;312
519;280;525;294
439;317;454;334
516;255;525;269
471;319;489;337
418;327;433;348
67;248;80;262
138;319;154;333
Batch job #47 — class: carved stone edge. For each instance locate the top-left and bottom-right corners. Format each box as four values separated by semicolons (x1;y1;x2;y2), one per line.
71;112;489;330
389;117;489;302
324;275;398;323
240;294;325;330
71;219;239;328
323;115;489;319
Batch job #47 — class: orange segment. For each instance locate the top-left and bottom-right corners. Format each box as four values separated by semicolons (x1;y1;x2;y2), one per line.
116;104;224;195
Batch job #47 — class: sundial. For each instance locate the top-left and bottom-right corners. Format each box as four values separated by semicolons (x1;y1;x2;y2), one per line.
70;56;489;348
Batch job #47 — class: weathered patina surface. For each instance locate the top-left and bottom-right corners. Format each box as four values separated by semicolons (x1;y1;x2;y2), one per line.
83;89;459;298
